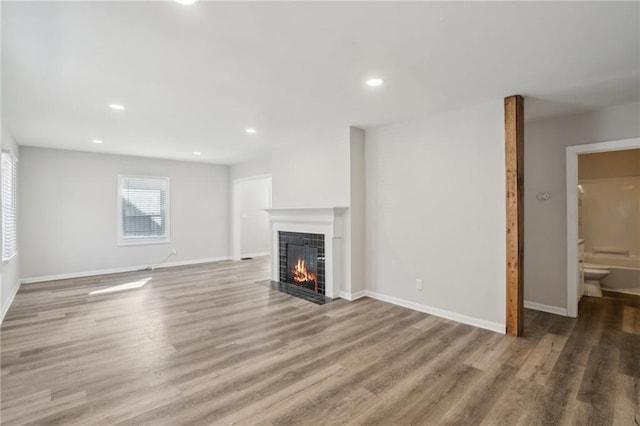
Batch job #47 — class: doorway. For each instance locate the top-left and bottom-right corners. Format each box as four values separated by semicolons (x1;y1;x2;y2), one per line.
565;137;640;317
231;175;272;261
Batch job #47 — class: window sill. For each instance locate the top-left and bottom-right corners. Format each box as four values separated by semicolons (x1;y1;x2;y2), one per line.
2;253;17;264
117;238;170;247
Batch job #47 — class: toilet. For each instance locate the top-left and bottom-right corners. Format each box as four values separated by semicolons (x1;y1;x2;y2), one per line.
583;263;611;297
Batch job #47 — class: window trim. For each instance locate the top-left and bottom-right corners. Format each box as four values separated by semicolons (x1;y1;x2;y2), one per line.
1;152;17;263
117;174;171;247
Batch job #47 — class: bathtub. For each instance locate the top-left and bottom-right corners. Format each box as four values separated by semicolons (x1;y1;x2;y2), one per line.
584;252;640;296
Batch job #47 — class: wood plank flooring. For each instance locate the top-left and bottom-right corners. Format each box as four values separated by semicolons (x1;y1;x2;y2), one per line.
1;257;638;425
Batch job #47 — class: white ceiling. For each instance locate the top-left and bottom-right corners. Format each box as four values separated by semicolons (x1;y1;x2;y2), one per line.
3;1;639;164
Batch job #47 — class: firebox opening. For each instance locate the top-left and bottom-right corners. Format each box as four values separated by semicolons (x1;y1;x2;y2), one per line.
279;231;325;296
286;244;318;293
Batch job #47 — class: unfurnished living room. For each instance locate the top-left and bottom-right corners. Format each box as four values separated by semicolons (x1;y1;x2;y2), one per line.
1;1;639;425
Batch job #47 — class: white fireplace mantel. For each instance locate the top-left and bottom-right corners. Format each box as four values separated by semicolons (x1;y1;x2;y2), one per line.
265;207;348;299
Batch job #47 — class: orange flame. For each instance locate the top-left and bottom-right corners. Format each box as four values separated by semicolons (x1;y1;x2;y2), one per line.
292;258;318;292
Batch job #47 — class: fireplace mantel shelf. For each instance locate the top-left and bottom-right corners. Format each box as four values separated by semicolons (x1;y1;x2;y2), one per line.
265;208;348;225
264;207;348;215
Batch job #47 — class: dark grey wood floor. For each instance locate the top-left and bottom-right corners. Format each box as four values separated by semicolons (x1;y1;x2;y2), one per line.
1;257;638;425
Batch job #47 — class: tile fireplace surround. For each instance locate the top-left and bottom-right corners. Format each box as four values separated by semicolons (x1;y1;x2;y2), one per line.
265;207;347;299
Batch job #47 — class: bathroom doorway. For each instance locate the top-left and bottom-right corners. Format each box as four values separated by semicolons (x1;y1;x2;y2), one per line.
566;138;640;317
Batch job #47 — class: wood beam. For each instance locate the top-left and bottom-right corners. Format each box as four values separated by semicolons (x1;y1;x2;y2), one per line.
505;95;524;337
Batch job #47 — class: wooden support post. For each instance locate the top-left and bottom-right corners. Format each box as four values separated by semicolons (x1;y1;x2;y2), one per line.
505;95;524;337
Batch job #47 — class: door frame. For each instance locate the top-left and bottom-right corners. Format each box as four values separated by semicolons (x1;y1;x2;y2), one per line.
565;137;640;317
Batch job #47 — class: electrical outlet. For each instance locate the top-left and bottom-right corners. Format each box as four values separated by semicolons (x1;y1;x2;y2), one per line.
171;248;177;255
416;279;423;290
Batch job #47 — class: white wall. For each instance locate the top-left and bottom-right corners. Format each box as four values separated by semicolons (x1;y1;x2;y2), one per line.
1;130;20;319
271;128;350;208
524;102;640;309
238;177;272;256
365;101;506;331
230;155;271;180
19;147;230;279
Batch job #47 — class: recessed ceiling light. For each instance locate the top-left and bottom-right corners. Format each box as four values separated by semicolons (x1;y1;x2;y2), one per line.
193;151;201;155
175;0;198;4
92;139;103;144
109;104;125;110
366;78;384;87
245;128;257;134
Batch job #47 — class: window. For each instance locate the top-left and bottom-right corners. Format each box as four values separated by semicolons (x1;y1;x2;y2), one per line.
117;176;170;245
1;152;17;261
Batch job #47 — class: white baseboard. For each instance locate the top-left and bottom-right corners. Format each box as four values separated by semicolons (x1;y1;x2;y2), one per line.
524;300;568;316
21;266;142;284
1;279;21;324
20;256;231;285
338;290;366;301
601;286;640;296
158;256;231;269
363;290;505;334
239;252;271;259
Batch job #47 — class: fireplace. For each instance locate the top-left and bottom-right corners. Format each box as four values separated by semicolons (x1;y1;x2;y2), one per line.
266;207;347;300
279;231;325;295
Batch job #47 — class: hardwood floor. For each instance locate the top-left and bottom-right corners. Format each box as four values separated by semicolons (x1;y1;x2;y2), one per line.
1;257;638;425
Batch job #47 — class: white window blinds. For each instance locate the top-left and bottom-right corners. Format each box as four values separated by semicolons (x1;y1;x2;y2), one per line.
118;176;169;244
1;153;17;261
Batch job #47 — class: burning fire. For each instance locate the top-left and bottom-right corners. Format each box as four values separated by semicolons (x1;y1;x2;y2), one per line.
292;258;318;292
